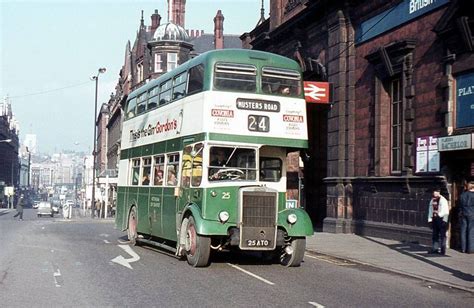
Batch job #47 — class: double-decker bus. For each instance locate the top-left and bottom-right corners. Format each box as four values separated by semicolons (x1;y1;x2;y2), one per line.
116;49;313;267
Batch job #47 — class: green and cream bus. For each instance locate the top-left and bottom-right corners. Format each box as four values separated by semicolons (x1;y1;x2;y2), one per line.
116;49;313;267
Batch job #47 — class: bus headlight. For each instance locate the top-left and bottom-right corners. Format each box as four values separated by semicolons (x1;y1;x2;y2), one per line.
287;213;297;224
218;211;229;223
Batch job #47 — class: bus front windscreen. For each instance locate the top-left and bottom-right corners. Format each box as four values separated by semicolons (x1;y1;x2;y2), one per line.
209;146;256;181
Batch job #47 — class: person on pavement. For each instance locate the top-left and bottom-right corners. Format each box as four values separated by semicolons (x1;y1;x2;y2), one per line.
428;188;449;255
13;194;24;221
459;180;474;253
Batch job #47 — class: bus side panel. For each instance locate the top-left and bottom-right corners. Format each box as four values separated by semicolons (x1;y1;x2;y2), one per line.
136;187;150;235
161;187;178;241
149;187;164;238
116;186;127;231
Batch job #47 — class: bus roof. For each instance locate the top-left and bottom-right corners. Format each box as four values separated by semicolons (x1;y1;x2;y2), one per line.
127;49;302;100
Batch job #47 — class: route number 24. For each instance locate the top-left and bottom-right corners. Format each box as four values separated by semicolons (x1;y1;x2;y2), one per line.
248;115;270;132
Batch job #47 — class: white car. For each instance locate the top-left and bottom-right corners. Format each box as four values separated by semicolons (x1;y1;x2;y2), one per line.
37;202;54;217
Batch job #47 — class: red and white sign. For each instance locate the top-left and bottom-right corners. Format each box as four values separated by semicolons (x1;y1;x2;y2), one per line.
304;81;330;104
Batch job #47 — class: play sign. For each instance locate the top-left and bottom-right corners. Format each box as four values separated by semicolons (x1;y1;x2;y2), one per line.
304;81;330;104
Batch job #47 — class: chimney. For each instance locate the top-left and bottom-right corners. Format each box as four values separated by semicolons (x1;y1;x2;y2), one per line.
214;10;224;49
168;0;186;28
151;9;161;33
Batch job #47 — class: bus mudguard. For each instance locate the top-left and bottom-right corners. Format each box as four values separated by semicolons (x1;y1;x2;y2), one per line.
277;208;313;236
181;203;230;235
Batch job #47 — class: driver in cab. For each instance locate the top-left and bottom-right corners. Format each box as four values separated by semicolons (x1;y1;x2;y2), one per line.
209;149;226;180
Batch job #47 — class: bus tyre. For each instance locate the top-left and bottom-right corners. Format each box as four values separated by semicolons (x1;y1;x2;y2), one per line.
183;216;210;267
127;207;138;246
280;238;306;267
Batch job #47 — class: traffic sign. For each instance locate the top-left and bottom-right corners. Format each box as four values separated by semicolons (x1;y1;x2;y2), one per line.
304;81;330;104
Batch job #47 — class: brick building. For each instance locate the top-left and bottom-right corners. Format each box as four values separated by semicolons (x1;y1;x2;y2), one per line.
244;0;474;246
96;0;242;212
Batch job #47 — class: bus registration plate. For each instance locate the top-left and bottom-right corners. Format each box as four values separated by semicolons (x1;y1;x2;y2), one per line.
246;239;270;247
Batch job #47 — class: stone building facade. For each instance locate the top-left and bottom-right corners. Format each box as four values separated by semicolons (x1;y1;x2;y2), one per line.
245;0;474;246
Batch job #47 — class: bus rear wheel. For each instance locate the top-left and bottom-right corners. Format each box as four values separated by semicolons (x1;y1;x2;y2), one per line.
280;238;306;267
183;216;210;267
127;206;138;246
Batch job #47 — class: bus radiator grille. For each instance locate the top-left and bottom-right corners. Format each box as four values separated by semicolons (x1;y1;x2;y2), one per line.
240;191;277;250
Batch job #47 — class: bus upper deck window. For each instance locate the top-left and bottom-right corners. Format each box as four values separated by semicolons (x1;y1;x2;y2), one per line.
188;64;204;94
126;98;137;119
137;93;148;115
214;63;256;93
261;67;301;97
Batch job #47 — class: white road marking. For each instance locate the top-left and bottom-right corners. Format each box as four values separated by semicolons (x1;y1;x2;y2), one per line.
308;301;325;307
103;239;110;244
226;263;275;286
99;233;110;237
53;269;62;287
111;245;140;269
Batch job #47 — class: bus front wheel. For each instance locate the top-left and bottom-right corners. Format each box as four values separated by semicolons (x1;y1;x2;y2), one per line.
127;206;138;246
183;216;210;267
280;238;306;267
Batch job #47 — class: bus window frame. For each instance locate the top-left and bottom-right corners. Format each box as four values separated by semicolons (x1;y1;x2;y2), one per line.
259;157;283;182
153;155;165;186
141;157;152;186
148;86;159;110
261;67;302;97
187;64;204;95
136;92;148;115
172;72;187;101
131;158;141;186
213;62;257;93
126;97;137;119
166;153;180;187
159;79;172;106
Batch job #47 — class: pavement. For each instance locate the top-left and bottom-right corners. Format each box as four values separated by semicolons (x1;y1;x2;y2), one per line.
2;208;472;292
305;232;473;293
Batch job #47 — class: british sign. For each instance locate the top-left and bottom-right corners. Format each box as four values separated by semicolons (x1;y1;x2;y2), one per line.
304;81;330;104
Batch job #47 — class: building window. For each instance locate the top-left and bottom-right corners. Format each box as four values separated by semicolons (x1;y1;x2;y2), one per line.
137;62;144;82
391;79;402;173
154;54;163;73
167;53;177;71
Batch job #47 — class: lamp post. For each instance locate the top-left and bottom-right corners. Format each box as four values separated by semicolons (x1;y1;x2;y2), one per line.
91;67;106;218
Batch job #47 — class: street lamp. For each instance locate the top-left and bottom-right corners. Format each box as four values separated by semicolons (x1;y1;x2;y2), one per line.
91;67;106;218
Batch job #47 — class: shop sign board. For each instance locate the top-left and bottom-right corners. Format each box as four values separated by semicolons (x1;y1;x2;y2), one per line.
355;0;450;44
438;133;473;151
456;71;474;128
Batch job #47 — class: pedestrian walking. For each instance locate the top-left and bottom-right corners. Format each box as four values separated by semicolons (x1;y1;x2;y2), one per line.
428;188;449;255
95;199;101;218
13;194;24;221
459;180;474;253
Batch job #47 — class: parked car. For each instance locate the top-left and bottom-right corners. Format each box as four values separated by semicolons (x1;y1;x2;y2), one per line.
32;200;40;209
51;200;61;214
37;201;54;217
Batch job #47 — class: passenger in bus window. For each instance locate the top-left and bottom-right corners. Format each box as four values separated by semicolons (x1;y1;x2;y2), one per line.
154;169;163;186
142;175;150;185
279;86;290;95
167;169;177;186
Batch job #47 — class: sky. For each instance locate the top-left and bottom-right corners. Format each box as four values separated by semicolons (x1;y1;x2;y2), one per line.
0;0;268;154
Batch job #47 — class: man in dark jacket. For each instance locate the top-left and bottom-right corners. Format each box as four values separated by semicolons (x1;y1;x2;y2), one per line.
459;181;474;253
13;194;24;221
